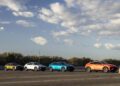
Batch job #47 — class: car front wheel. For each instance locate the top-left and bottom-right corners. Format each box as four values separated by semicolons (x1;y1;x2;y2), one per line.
61;67;66;72
103;67;109;73
86;67;91;72
4;68;8;71
34;67;38;71
24;67;28;71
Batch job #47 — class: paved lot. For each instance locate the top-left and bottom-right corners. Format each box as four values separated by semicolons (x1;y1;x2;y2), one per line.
0;71;120;86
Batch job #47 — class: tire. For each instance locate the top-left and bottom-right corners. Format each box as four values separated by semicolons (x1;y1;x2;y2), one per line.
61;67;66;72
49;67;53;72
103;67;109;73
4;68;8;71
12;67;16;71
86;67;91;72
34;67;38;71
24;67;28;71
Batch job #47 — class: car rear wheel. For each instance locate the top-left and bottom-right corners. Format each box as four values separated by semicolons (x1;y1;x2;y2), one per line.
103;67;109;73
24;67;28;71
34;67;38;71
61;67;66;72
12;67;16;71
86;67;91;72
49;67;53;72
4;68;8;71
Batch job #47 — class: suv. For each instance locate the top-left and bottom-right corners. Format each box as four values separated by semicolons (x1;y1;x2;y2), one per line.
85;61;118;73
24;62;46;71
49;62;74;72
4;63;23;71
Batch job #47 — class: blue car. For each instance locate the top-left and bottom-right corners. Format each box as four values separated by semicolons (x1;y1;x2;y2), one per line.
49;62;74;72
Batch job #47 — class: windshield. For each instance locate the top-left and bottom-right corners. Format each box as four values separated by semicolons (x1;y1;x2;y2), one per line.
100;61;108;64
34;62;40;65
60;62;68;65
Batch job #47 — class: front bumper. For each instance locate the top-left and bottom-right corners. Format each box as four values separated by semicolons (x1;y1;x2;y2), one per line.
67;66;74;71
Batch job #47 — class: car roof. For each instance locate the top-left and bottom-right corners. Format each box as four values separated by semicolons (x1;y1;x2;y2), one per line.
89;61;107;64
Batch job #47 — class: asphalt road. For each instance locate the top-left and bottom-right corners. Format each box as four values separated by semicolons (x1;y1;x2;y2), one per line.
0;71;120;86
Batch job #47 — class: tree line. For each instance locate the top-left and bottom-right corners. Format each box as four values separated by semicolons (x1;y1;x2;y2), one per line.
0;52;120;66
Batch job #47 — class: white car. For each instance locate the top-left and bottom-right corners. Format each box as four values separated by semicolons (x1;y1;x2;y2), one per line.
24;62;46;71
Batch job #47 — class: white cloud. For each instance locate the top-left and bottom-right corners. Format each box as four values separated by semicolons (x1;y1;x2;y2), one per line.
104;43;120;50
38;0;120;49
50;2;66;15
52;31;69;37
16;20;35;28
99;30;120;36
38;2;79;36
38;0;120;38
63;39;74;45
104;43;114;50
31;36;47;46
13;11;34;18
0;0;34;17
65;0;75;7
94;43;120;50
0;27;4;31
94;43;102;48
38;8;60;24
110;19;120;25
0;0;23;11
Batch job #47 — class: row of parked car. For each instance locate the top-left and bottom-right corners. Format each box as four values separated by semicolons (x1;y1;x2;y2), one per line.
2;61;119;73
4;62;74;72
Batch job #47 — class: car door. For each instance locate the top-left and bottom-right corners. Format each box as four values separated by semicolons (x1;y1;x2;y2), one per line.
92;62;103;70
9;63;14;69
30;63;35;70
52;62;62;70
27;63;33;70
55;62;63;70
51;63;57;70
6;63;12;69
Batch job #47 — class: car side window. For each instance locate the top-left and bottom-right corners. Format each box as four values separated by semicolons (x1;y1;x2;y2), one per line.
92;62;101;64
52;62;58;65
7;63;10;66
27;63;32;65
54;63;57;65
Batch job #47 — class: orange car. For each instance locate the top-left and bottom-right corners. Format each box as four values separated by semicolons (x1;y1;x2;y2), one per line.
85;61;118;73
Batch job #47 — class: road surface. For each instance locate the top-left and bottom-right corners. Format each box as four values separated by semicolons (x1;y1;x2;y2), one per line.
0;71;120;86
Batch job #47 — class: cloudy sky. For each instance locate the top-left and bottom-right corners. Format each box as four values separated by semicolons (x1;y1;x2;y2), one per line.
0;0;120;59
